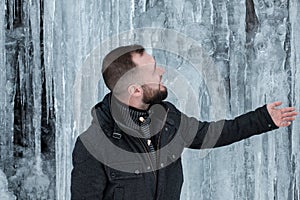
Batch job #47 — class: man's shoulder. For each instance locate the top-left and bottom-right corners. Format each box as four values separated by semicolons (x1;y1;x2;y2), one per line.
162;101;180;113
94;93;111;109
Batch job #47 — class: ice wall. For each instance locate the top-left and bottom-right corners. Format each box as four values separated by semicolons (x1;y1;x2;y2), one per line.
1;0;300;199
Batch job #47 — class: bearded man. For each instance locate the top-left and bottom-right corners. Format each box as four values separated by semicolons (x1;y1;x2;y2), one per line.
71;45;297;200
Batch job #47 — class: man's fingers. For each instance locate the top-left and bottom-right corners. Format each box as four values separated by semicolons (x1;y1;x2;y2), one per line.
267;101;282;111
282;111;298;118
267;102;280;112
282;117;296;122
269;101;282;109
280;121;292;127
280;107;296;113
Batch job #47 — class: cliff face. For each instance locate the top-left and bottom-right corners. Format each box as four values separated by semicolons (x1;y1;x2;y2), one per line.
0;0;299;199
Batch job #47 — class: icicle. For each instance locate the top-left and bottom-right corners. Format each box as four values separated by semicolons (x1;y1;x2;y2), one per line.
290;0;300;197
130;0;135;30
28;0;42;175
44;0;56;123
0;0;11;162
142;0;147;12
8;0;14;29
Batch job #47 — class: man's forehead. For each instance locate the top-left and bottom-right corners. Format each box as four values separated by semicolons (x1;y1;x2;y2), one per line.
131;52;155;67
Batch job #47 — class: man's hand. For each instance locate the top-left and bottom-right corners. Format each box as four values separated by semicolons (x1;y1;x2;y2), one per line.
267;101;298;127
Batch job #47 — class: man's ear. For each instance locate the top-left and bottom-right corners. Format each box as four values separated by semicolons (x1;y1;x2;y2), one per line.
128;84;142;97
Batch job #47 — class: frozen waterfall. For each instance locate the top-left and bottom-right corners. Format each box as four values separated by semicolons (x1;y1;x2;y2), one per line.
1;0;300;199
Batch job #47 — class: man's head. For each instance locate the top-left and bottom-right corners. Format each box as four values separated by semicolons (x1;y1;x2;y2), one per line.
102;45;167;108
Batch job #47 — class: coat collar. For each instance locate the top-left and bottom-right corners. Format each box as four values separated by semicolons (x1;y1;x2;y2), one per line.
93;93;171;139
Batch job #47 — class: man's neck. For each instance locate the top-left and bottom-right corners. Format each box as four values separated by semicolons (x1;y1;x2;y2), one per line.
114;93;149;110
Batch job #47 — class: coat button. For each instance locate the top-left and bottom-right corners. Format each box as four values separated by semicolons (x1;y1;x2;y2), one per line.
160;163;164;167
111;172;116;178
165;127;168;131
172;154;176;159
268;124;272;128
134;170;140;175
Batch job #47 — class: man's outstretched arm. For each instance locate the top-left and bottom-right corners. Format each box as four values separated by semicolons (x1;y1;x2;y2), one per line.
183;102;297;149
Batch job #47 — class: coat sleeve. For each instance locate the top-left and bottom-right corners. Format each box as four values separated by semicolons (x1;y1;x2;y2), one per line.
71;137;107;200
175;104;279;149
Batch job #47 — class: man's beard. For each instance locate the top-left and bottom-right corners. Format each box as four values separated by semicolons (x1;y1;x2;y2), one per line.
142;84;168;104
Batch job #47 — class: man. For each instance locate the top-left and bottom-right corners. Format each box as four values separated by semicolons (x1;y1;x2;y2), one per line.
71;45;297;200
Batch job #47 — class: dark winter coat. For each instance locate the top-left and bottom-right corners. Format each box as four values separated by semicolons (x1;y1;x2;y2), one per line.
71;93;278;200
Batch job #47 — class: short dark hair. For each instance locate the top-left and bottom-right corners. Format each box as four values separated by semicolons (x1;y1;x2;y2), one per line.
102;45;145;91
